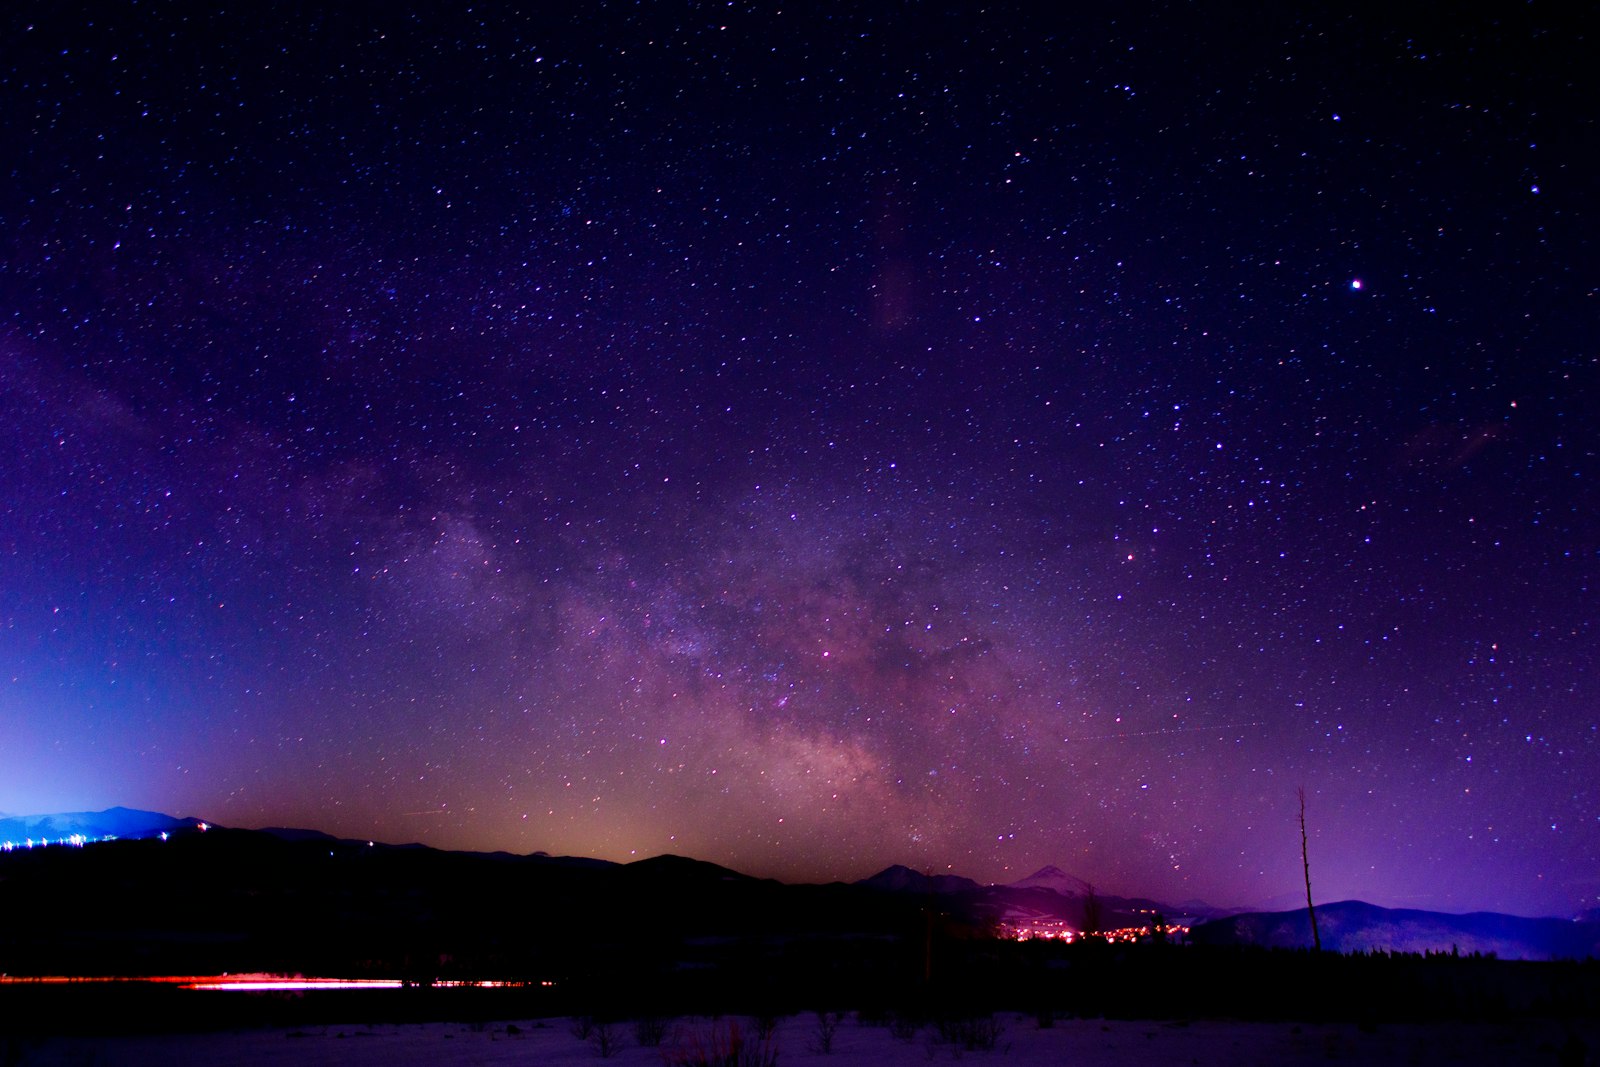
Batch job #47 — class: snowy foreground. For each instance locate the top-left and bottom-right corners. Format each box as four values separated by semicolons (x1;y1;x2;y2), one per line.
16;1013;1598;1066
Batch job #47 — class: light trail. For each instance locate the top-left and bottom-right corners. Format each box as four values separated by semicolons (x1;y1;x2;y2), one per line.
0;975;522;991
184;978;404;991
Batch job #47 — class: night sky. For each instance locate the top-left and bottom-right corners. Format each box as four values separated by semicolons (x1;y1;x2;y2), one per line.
2;3;1595;918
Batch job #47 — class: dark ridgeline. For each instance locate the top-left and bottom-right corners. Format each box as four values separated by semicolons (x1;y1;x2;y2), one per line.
1;823;1597;1036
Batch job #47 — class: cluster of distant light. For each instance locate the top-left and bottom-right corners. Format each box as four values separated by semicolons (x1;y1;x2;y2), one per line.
1;822;209;852
1001;920;1191;945
1;834;99;851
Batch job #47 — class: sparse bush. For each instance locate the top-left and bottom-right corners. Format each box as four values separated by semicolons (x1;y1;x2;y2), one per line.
889;1012;921;1042
635;1015;671;1047
570;1015;596;1040
810;1010;842;1054
931;1013;1006;1054
590;1020;621;1058
752;1012;782;1041
663;1019;778;1067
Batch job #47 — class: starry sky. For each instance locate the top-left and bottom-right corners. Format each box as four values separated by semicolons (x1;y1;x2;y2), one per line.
2;3;1595;918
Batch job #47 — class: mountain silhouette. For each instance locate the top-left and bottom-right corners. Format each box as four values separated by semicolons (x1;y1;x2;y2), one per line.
1191;900;1600;961
0;806;203;844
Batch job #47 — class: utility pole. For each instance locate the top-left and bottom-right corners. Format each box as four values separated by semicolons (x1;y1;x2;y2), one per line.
1298;786;1322;951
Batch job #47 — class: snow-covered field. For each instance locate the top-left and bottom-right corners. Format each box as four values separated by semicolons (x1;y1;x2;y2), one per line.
13;1013;1597;1066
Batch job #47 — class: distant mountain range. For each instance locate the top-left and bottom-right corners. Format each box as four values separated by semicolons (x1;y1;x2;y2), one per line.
862;865;1600;962
1189;899;1600;961
858;864;984;896
3;808;1594;964
1007;864;1098;896
0;806;203;845
856;862;1220;935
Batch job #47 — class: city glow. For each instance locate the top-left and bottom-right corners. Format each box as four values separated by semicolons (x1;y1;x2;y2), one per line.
1001;921;1191;944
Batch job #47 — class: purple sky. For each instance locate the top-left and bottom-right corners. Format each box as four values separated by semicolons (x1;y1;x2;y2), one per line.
2;3;1595;917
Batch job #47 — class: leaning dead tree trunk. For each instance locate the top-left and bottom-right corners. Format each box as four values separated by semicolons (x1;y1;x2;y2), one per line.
1298;786;1322;951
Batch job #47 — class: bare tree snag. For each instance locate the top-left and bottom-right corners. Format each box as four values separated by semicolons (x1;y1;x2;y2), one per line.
1298;786;1322;951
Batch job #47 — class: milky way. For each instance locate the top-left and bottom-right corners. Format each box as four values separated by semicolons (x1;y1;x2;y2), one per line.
1;3;1595;917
